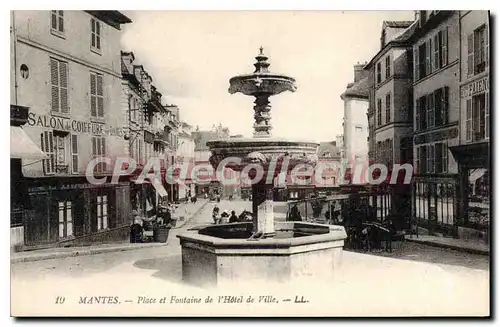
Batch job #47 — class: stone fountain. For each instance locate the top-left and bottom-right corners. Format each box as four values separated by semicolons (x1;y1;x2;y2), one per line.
177;48;347;287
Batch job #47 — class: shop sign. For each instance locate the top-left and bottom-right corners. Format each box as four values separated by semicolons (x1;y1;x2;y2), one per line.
27;113;123;137
461;76;489;98
28;182;127;193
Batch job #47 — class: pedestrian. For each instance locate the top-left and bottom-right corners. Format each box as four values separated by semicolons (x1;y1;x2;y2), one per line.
212;205;220;224
220;210;229;224
229;210;238;223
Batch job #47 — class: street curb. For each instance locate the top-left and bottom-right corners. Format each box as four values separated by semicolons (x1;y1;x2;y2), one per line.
171;200;209;230
405;238;489;256
11;243;166;264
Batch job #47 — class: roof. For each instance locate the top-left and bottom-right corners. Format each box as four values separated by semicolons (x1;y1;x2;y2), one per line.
364;20;418;69
383;21;414;28
85;11;132;29
317;141;341;158
340;77;370;100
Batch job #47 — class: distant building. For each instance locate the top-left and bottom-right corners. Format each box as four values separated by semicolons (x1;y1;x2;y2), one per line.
177;121;196;200
340;63;371;183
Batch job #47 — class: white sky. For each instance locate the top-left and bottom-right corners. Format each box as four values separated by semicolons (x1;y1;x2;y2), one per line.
121;10;415;142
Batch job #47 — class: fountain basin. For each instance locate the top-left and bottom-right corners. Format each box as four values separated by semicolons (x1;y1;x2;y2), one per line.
177;222;347;287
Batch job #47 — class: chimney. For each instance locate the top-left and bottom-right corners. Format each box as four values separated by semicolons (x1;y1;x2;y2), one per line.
353;62;368;82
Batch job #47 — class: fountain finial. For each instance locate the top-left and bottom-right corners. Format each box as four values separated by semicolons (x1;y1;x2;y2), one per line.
254;47;270;74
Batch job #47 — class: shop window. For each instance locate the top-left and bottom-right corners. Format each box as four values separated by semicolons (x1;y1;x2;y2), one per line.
96;195;108;231
58;200;73;239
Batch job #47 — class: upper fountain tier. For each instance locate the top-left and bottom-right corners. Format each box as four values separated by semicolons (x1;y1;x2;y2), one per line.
228;47;297;96
207;48;318;175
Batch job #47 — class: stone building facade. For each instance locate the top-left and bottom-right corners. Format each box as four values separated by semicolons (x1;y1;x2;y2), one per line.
11;10;132;248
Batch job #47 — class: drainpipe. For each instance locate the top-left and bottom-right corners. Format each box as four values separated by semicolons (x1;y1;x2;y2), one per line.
12;11;18;105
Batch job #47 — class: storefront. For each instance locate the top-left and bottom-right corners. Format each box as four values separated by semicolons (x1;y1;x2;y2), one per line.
449;74;490;235
23;176;131;248
10;105;47;250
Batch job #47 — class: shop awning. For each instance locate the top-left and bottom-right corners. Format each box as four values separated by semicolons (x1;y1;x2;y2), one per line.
469;169;487;184
10;126;47;160
152;179;168;198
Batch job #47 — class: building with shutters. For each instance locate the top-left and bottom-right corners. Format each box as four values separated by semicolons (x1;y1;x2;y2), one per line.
449;11;490;231
365;20;416;170
10;10;132;248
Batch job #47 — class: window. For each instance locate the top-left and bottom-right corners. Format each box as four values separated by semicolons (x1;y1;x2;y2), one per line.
468;25;489;77
51;10;64;35
377;98;382;126
467;93;488;142
415;96;427;131
54;134;69;173
385;55;391;79
41;131;56;175
90;72;104;118
91;18;101;52
376;62;382;84
50;58;69;113
96;195;108;230
92;136;106;173
71;135;78;174
385;93;391;124
58;200;73;239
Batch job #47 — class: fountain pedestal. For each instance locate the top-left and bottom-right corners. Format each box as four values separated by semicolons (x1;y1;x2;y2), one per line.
251;180;275;237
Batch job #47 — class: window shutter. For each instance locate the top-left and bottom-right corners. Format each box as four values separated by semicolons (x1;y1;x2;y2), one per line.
50;58;60;112
97;74;104;117
71;134;78;174
96;21;101;49
51;11;57;30
101;137;106;156
433;34;439;71
415;98;420;131
427;94;435;128
59;61;69;113
91;19;96;47
425;39;431;76
90;73;97;117
435;143;442;173
42;131;55;174
485;24;489;68
485;92;489;139
466;99;472;141
442;27;448;67
58;11;64;32
467;33;474;76
92;136;97;157
443;86;449;124
414;47;419;81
